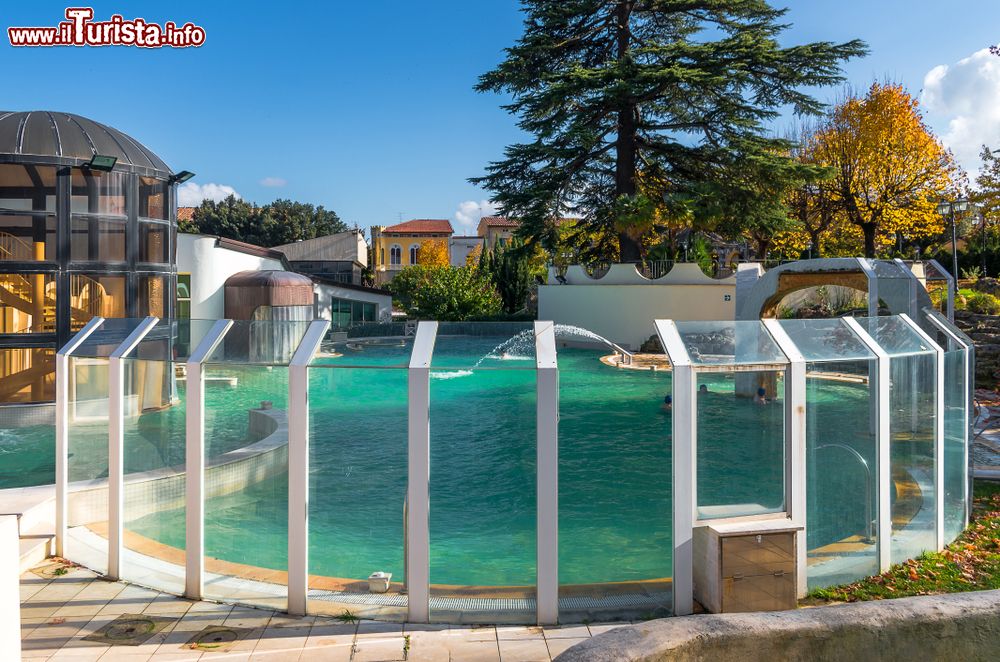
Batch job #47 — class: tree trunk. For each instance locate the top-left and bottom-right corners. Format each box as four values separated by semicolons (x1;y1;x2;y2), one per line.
614;1;641;263
862;224;877;258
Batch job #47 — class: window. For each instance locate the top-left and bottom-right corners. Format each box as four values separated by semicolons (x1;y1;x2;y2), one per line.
330;297;377;328
71;169;126;216
0;214;56;261
0;346;55;403
409;244;420;265
390;244;401;266
139;176;170;220
70;216;126;262
0;164;57;213
0;273;56;333
380;247;385;266
176;274;191;319
139;275;167;317
70;274;126;329
139;221;169;263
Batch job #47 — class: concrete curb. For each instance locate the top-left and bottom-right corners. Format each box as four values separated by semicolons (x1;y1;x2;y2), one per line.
557;590;1000;662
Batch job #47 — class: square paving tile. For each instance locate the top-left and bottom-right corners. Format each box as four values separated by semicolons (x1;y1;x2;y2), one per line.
498;637;551;662
544;637;588;658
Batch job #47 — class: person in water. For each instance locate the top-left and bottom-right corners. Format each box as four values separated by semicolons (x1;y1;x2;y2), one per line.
661;394;672;412
699;384;709;394
754;387;768;405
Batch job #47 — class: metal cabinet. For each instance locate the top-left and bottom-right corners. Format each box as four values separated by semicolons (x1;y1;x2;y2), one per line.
693;519;802;614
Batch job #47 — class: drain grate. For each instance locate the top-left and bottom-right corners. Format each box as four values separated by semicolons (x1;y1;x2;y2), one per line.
185;625;253;652
83;614;175;646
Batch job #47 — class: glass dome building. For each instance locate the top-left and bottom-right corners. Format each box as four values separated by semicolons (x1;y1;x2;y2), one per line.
0;111;178;407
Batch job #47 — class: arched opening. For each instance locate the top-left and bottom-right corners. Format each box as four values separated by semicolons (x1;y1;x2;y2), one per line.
389;244;401;266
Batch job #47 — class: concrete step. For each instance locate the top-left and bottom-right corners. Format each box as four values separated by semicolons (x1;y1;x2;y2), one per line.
19;534;52;574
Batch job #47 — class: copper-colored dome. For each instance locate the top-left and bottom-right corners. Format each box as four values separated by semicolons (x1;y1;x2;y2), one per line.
224;270;314;320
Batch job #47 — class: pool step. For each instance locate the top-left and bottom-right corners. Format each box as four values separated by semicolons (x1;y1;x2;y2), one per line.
0;486;56;573
19;533;53;574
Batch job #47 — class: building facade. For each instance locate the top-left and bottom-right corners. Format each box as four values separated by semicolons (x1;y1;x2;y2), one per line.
370;219;453;283
0;111;179;406
476;215;519;248
273;230;367;285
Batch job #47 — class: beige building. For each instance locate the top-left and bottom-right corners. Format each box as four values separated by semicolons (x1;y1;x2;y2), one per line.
476;216;519;248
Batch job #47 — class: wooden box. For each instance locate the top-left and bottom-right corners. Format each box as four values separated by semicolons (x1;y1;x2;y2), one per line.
693;518;802;614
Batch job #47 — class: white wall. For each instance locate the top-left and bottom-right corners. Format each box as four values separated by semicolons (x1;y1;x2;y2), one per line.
0;516;20;660
314;282;393;323
539;264;736;349
177;234;286;320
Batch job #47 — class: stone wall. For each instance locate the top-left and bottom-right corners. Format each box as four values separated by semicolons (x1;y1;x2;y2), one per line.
954;310;1000;386
558;590;1000;662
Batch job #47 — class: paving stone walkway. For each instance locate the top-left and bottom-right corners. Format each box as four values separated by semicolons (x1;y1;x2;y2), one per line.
20;562;626;661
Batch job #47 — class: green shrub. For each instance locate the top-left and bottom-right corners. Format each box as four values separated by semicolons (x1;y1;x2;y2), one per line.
967;292;1000;315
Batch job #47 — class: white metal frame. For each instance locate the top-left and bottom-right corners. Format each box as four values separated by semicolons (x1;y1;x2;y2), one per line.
900;314;947;550
407;321;437;623
856;258;879;319
184;319;233;600
924;309;973;528
843;317;892;572
761;319;808;597
534;321;559;625
54;316;105;558
654;319;695;617
107;316;160;580
287;319;331;616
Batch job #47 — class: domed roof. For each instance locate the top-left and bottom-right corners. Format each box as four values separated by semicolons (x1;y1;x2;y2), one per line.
0;111;171;175
225;270;314;288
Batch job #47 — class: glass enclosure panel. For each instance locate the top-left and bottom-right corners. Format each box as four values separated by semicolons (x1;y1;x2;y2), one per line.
71;169;127;216
200;363;289;610
139;222;169;264
778;319;875;363
70;217;126;262
431;322;536;369
70;274;126;327
306;365;409;619
696;370;785;519
0;164;57;213
859;316;932;356
429;331;536;622
0;214;56;260
943;346;968;542
65;355;111;574
139;176;169;220
558;345;672;620
674;321;787;366
888;350;937;562
120;356;187;594
0;349;57;487
207;320;311;365
0;346;54;405
805;359;879;589
0;273;56;332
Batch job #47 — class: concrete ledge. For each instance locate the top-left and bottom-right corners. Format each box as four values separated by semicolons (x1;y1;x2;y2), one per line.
558;590;1000;662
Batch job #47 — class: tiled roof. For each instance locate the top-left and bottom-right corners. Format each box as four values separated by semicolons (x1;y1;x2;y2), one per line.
383;219;454;234
479;216;519;228
177;207;196;222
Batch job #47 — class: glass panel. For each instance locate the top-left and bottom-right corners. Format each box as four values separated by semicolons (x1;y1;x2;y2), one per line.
70;217;126;262
0;164;57;213
139;222;169;263
70;274;126;329
307;364;408;619
805;358;879;590
858;316;932;356
428;328;536;622
72;318;147;358
206;320;311;365
0;272;56;332
65;354;111;574
139;176;169;220
778;319;875;363
558;343;673;620
201;362;289;610
696;369;785;519
138;275;168;318
0;214;56;261
71;169;126;216
943;347;967;543
430;322;536;369
674;320;787;367
120;356;186;594
0;346;54;404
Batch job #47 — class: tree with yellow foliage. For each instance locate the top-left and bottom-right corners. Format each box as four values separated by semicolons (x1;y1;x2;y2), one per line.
809;83;956;258
465;243;484;267
416;238;450;267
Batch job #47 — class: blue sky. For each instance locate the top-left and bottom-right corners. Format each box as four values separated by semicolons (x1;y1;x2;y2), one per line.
2;1;999;235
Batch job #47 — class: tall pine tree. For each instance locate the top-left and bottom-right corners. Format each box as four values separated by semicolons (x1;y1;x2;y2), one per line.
473;1;866;262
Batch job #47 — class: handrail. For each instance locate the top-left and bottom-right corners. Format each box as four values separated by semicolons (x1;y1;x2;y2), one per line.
816;443;874;542
0;231;34;261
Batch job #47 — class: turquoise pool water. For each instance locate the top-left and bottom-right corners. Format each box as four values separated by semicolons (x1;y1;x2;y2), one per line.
2;336;876;588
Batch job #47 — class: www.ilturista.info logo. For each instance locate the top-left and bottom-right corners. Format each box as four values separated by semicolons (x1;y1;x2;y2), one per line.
8;7;205;48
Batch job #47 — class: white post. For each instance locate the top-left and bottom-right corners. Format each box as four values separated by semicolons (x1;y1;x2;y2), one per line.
762;319;807;598
0;516;20;660
287;319;331;616
534;321;559;625
55;316;104;558
655;319;695;617
107;317;159;580
407;321;437;623
900;314;946;550
184;319;232;600
845;317;892;572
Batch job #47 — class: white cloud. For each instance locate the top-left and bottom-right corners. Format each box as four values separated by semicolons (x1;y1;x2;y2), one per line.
177;182;241;206
259;177;287;187
453;199;499;235
922;48;1000;174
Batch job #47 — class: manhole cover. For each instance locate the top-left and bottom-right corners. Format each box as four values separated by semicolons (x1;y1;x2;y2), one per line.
186;625;252;652
84;614;175;646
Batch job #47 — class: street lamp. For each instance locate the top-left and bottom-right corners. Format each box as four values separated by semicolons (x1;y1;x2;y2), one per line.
937;198;971;280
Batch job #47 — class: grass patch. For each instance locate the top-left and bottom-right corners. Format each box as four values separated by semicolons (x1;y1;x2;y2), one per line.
804;481;1000;604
